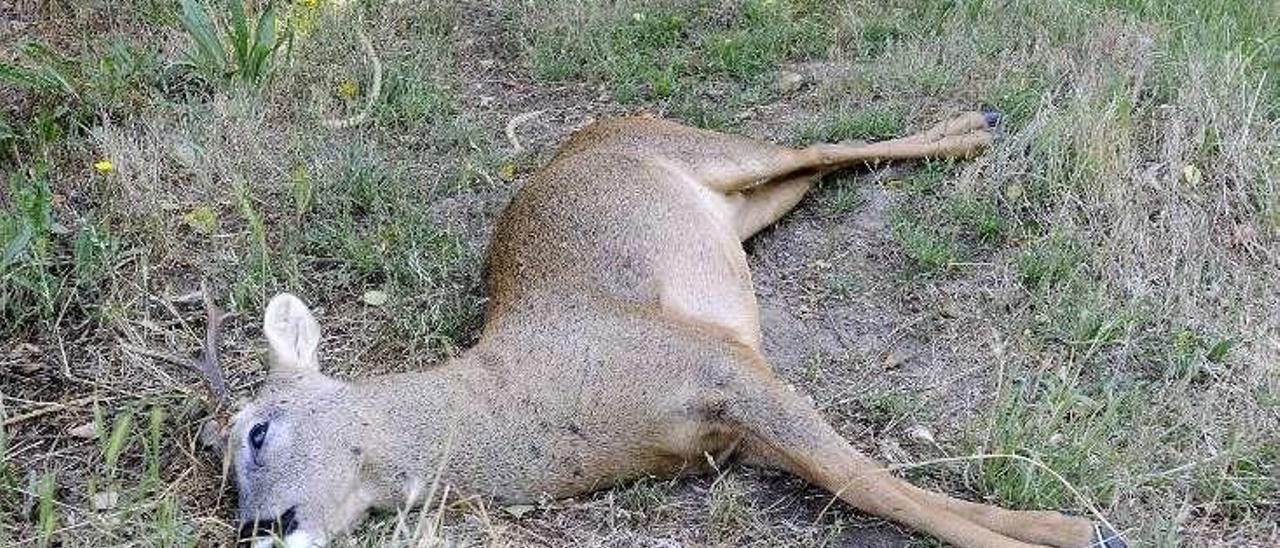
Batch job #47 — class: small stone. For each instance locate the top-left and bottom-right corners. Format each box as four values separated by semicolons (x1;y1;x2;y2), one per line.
69;422;98;439
774;70;806;95
92;491;119;511
884;349;913;369
939;301;965;319
906;424;936;445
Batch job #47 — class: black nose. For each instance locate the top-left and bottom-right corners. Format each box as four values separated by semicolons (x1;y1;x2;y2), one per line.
237;506;298;542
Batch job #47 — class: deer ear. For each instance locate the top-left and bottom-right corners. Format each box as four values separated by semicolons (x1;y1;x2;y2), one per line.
263;293;321;373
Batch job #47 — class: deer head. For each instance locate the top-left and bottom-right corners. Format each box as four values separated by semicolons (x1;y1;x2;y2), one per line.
198;293;394;547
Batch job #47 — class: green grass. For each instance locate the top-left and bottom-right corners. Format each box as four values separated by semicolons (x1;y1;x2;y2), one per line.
177;0;284;87
977;370;1145;510
615;476;680;524
945;191;1005;242
510;0;833;122
813;173;865;214
797;105;905;143
891;210;960;272
1016;232;1085;290
707;474;752;541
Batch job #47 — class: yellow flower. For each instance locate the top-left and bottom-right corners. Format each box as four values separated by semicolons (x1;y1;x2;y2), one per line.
498;163;518;182
1182;164;1202;185
300;0;319;7
94;160;114;174
337;80;359;99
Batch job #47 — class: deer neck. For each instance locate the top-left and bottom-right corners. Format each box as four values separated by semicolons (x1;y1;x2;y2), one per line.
345;350;504;507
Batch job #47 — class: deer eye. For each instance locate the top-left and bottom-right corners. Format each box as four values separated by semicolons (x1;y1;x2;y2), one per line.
249;422;269;451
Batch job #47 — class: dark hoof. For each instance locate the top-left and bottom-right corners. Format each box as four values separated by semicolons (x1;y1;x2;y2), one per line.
981;107;1002;128
1095;523;1127;548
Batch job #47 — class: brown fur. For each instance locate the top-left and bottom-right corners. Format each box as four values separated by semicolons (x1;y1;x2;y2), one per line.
230;113;1114;548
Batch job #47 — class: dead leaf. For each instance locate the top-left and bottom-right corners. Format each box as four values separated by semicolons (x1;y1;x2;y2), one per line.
69;422;97;439
1181;164;1202;185
361;290;389;307
92;491;119;511
503;504;535;518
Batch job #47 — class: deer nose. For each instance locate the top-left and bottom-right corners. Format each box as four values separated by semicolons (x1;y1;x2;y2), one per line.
237;505;298;542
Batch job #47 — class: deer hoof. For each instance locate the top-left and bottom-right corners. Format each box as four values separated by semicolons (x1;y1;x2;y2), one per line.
981;107;1002;128
1095;523;1127;548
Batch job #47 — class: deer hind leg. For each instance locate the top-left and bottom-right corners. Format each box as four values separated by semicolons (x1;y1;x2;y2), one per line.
714;360;1109;548
614;111;995;241
725;111;995;240
733;175;815;239
715;110;995;190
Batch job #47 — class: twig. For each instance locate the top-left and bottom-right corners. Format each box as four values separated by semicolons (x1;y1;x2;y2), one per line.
198;282;233;410
122;344;195;370
3;395;102;426
505;110;545;154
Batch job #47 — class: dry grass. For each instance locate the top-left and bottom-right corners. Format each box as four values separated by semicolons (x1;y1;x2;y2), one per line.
2;0;1277;546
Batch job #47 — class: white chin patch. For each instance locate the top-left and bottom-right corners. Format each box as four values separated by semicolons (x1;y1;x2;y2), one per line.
252;532;322;548
284;532;323;548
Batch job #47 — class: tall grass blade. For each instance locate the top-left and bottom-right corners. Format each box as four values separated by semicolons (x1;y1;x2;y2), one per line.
0;62;58;93
36;472;57;548
101;408;134;480
144;405;165;489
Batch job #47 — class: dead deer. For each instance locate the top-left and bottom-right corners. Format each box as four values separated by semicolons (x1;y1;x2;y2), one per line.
192;111;1125;547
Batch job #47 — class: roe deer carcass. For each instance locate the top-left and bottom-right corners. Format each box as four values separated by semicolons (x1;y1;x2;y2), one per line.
191;111;1125;548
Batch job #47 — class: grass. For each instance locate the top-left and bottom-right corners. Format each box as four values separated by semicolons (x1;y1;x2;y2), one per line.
797;105;906;143
507;0;833;122
3;0;1278;546
891;209;960;272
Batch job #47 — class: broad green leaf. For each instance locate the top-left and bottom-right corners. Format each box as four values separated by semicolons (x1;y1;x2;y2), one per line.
247;4;279;81
1;222;34;269
179;0;226;75
0;62;49;91
229;0;250;70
